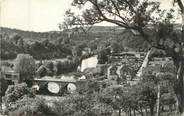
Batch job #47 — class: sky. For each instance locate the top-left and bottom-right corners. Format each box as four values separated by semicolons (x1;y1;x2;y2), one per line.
0;0;182;32
0;0;73;32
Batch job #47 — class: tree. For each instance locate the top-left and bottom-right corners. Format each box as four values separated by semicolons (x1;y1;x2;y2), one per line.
0;72;8;106
64;0;184;113
10;33;22;45
45;62;55;76
99;85;127;116
173;0;184;113
14;54;36;85
17;38;24;51
139;64;178;115
3;83;35;112
133;81;157;116
56;60;78;75
174;0;184;40
111;40;120;53
53;94;96;116
29;41;45;59
60;9;95;35
0;76;8;96
36;65;47;78
53;78;111;116
0;37;19;59
98;48;110;64
72;46;82;57
2;83;54;116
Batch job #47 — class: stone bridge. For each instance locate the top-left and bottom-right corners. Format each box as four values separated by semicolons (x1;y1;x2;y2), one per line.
32;78;86;95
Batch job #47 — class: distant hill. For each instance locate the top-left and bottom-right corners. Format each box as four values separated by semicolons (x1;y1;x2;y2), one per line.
0;26;128;60
1;24;180;60
1;23;181;41
1;26;124;38
1;27;63;42
0;26;127;46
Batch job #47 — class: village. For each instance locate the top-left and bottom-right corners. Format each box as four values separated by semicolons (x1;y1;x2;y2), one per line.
1;51;151;94
0;48;175;112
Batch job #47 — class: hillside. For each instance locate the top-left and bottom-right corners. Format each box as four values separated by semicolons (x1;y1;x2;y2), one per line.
0;26;149;60
1;26;124;40
1;27;63;42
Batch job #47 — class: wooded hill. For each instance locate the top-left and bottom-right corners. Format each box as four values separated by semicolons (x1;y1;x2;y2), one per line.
1;24;180;60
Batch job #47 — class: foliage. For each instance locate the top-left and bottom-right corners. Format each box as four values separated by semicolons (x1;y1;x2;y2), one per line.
110;40;121;53
134;81;157;116
14;54;36;84
56;59;79;75
91;103;113;116
53;94;94;116
0;73;8;97
45;62;55;76
63;0;184;113
3;83;34;111
0;31;73;60
36;65;47;77
0;37;18;59
53;78;111;116
1;25;149;60
3;83;54;116
10;97;55;116
9;33;22;45
98;48;111;64
1;26;150;60
99;85;128;115
136;64;177;115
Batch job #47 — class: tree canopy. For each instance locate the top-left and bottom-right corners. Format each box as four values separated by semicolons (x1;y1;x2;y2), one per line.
14;54;36;84
63;0;184;113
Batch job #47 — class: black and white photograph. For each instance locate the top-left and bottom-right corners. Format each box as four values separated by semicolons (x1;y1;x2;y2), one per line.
0;0;184;116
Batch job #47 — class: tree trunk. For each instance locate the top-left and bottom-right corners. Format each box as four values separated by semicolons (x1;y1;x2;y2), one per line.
145;107;147;116
149;105;154;116
156;85;160;116
172;10;184;114
175;60;184;114
182;14;184;42
118;109;121;116
174;4;184;113
129;108;132;116
137;106;143;116
133;109;136;116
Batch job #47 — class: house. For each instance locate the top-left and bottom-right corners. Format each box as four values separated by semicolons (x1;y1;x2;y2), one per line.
80;55;98;72
1;66;20;84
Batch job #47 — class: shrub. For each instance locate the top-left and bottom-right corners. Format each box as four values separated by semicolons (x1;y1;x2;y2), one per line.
8;97;55;116
3;83;54;116
14;54;36;85
3;83;35;110
0;74;8;97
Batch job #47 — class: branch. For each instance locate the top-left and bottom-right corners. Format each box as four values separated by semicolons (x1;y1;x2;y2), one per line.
123;0;137;14
106;0;133;27
75;19;93;34
176;0;184;13
136;27;153;43
105;9;130;26
90;0;136;29
90;0;154;45
109;0;121;16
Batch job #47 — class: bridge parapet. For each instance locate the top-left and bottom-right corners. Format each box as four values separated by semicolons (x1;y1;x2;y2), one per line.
32;78;87;95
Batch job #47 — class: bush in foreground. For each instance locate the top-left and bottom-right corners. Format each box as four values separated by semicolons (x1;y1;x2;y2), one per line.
3;83;54;116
